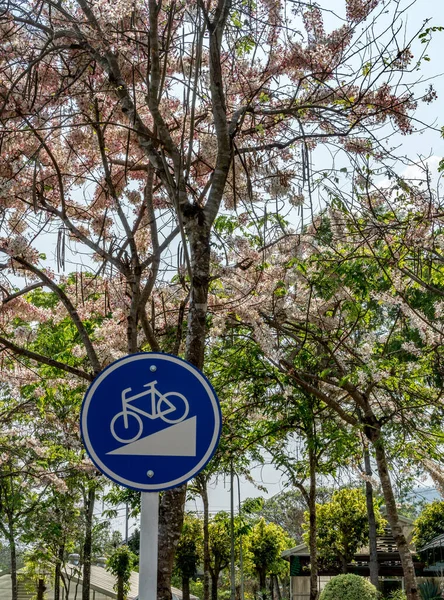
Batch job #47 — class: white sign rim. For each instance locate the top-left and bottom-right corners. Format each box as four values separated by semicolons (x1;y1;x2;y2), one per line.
81;353;221;491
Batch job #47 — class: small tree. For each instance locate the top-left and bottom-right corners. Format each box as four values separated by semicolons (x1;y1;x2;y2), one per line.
304;489;384;573
413;501;444;550
175;515;203;600
208;512;232;600
106;546;137;600
246;517;293;595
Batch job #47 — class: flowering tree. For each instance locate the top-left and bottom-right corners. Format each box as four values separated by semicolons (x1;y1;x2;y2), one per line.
209;329;366;600
0;0;434;597
209;169;444;599
0;389;78;600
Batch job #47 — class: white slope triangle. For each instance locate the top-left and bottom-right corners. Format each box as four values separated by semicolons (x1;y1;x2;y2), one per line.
107;417;197;456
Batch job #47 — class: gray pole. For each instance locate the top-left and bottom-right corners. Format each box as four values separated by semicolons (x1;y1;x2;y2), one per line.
139;492;159;600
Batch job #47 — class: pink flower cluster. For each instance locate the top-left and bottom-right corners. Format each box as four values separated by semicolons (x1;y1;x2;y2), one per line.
346;0;380;23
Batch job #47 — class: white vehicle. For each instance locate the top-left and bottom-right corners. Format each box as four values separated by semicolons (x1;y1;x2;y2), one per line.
110;380;189;443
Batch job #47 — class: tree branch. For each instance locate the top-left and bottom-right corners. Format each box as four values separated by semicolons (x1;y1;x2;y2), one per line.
0;337;93;381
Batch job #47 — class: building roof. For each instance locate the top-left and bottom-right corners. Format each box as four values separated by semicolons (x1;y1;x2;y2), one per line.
65;565;199;600
282;543;307;558
0;568;198;600
419;533;444;553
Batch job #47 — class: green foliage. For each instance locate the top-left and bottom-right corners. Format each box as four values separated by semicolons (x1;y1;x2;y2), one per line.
319;574;379;600
242;497;265;515
189;579;204;599
103;487;141;520
106;545;137;600
385;590;407;600
245;517;293;589
418;580;442;600
127;528;140;557
413;501;444;550
96;527;123;557
304;488;385;572
175;514;202;581
418;26;444;44
208;511;233;573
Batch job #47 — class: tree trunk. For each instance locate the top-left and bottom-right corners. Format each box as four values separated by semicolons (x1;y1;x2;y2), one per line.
82;486;95;600
117;575;124;600
363;446;379;590
308;446;318;600
54;543;64;600
185;225;211;368
369;426;419;600
274;574;282;600
211;571;219;600
182;576;190;600
340;556;348;574
157;226;211;600
37;579;46;600
258;568;266;593
201;480;211;600
158;486;187;600
9;522;18;600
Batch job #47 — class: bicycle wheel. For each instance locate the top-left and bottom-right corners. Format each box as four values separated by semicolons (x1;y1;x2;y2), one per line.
110;411;143;443
158;392;189;424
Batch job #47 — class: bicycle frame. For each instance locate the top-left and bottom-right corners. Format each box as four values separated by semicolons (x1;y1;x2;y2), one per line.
120;381;160;426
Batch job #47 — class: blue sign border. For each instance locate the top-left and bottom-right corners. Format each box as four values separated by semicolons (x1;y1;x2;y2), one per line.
80;352;222;491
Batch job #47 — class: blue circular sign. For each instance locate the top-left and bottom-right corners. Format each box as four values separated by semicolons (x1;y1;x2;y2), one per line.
80;353;222;491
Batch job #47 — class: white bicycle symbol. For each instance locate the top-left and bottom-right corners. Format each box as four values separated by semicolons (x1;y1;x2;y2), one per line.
110;380;189;444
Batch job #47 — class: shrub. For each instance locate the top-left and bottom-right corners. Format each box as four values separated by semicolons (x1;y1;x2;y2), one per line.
386;590;407;600
419;580;442;600
320;574;379;600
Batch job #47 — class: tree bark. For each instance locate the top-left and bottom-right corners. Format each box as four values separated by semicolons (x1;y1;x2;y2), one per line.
9;519;18;600
117;575;124;600
37;579;46;600
156;225;212;600
211;572;219;600
81;486;95;600
158;486;187;600
54;544;64;600
363;446;379;590
258;568;266;592
182;576;190;600
368;426;419;600
308;445;318;600
184;225;212;368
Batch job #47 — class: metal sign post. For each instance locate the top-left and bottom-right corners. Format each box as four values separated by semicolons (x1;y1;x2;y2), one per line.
139;492;159;600
80;352;222;599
